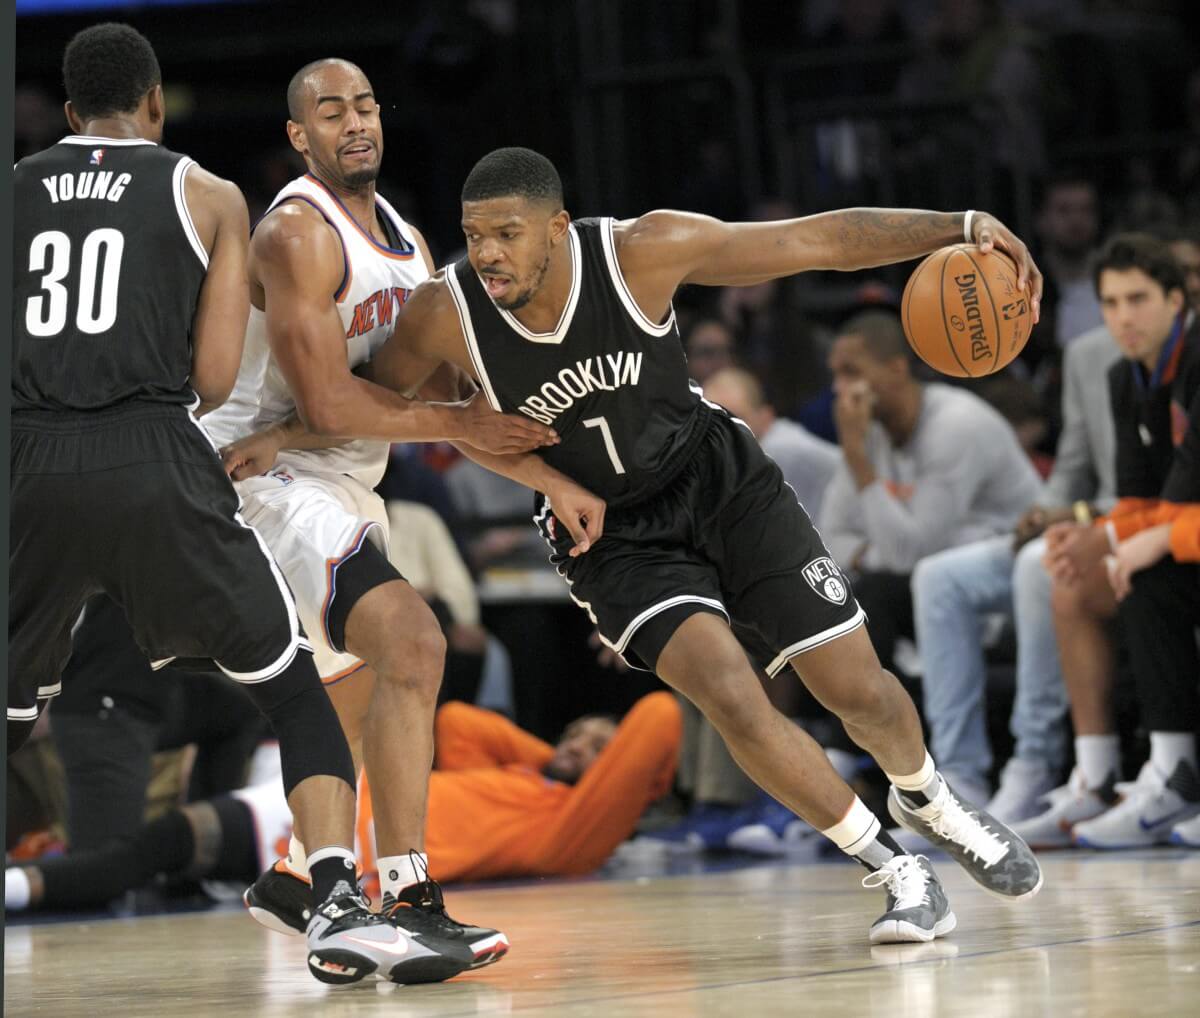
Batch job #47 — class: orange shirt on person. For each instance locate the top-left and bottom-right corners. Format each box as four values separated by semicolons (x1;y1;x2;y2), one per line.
1097;500;1200;561
356;692;682;890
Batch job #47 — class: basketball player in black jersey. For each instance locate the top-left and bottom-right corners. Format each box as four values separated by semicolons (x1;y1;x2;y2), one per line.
9;23;474;986
228;148;1047;943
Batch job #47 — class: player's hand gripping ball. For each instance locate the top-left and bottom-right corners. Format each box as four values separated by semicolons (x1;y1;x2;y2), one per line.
901;226;1040;378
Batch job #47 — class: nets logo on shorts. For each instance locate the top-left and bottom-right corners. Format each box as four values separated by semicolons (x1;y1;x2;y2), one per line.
802;556;848;605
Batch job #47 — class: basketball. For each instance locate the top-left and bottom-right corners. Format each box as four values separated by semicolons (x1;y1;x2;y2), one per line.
900;244;1034;378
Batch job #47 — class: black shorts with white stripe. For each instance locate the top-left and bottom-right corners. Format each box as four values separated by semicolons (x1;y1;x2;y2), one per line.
8;401;312;729
536;409;864;673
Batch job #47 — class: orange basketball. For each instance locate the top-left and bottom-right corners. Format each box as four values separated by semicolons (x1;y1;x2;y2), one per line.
900;244;1034;378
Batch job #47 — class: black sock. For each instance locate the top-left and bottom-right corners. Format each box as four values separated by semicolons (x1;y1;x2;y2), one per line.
896;773;945;810
854;827;907;873
309;851;358;905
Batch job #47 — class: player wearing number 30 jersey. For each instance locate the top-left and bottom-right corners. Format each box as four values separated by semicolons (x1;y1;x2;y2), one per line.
9;24;419;987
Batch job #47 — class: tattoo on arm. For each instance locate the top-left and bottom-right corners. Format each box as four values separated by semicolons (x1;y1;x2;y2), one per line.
832;209;962;256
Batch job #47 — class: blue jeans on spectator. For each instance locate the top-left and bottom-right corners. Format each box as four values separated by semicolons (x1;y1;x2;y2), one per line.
911;534;1069;788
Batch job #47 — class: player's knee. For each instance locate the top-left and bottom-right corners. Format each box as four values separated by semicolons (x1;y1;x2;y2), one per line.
829;666;896;729
687;664;763;736
375;613;447;700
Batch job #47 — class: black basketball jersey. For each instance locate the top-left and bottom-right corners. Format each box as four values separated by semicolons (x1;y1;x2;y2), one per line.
448;217;710;506
12;135;208;412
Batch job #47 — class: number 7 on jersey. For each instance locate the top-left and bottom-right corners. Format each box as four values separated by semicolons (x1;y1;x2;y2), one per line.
583;416;626;475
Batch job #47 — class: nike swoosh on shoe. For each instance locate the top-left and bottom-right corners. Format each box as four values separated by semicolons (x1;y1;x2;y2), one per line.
343;934;410;957
1139;809;1190;831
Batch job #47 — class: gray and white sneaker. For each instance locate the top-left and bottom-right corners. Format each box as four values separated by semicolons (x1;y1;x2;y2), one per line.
888;776;1043;901
863;855;957;944
306;884;469;986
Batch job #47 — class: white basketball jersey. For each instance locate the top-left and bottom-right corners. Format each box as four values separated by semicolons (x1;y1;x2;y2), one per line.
204;173;429;488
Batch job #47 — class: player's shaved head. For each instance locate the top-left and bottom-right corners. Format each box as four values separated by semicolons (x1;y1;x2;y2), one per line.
287;57;368;121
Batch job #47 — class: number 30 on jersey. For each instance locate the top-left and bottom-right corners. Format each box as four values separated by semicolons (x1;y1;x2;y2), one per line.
25;227;125;337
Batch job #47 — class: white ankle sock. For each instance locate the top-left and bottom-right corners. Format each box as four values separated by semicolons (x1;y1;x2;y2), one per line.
1075;734;1120;789
886;751;942;803
6;868;31;911
378;852;429;898
820;797;898;870
286;834;309;878
1149;732;1196;776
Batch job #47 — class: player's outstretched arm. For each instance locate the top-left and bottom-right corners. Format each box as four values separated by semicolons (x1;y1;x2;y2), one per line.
253;206;556;453
616;207;1042;324
186;167;251;414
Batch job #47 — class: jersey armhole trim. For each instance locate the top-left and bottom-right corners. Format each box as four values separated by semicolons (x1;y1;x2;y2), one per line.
374;192;419;258
446;262;504;412
267;195;353;303
599;217;676;337
173;158;210;270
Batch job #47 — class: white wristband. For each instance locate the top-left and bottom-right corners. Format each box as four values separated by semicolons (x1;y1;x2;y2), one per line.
963;210;976;244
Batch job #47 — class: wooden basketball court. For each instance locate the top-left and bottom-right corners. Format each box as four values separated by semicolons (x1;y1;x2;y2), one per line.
6;852;1199;1016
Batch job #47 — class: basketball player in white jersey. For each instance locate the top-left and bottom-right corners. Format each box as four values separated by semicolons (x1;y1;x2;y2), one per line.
203;60;599;972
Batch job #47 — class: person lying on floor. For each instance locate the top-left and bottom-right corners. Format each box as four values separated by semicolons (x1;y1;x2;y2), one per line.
5;693;682;912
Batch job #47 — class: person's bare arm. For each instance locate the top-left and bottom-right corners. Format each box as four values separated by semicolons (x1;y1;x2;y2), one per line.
450;441;606;555
252;204;554;452
220;356;508;477
613;207;1042;325
183;165;251;415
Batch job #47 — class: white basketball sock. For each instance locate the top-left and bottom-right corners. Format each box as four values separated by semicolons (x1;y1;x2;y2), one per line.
886;751;942;806
1149;732;1196;777
1075;734;1120;789
286;834;309;878
379;852;429;898
821;797;897;870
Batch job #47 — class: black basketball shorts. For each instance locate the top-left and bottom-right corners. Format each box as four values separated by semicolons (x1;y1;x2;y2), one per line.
536;410;865;673
8;403;312;727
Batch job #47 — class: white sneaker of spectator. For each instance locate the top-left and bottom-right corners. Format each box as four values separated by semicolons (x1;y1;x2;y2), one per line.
986;757;1059;825
1072;760;1200;850
1009;768;1115;849
1169;811;1200;848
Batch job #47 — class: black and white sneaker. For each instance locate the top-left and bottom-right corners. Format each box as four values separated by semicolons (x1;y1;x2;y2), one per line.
307;881;473;986
382;879;510;970
243;860;312;936
863;855;957;944
888;776;1043;900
